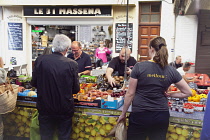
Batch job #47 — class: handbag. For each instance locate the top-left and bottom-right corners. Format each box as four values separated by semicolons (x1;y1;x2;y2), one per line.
0;81;19;114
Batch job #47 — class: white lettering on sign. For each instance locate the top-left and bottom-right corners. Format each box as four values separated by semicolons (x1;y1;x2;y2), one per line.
59;8;66;14
34;8;43;14
58;8;102;15
46;8;51;14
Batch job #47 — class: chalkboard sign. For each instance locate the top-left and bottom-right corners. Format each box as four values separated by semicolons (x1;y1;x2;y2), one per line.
8;23;23;50
115;23;133;53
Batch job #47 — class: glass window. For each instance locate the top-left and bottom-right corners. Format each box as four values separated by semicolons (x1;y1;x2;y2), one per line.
151;14;160;22
151;4;160;13
141;15;150;22
141;5;150;13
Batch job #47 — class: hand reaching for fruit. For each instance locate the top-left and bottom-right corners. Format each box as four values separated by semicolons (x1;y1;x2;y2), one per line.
108;77;116;87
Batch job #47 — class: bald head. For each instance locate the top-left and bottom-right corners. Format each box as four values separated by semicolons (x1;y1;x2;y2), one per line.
119;47;131;63
71;41;82;57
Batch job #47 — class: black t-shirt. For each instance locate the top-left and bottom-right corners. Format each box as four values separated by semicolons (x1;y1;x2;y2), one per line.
108;56;137;76
131;61;182;112
67;52;92;73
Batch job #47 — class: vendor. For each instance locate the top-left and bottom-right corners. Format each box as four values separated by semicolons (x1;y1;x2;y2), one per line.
106;47;137;86
67;41;92;76
169;56;183;69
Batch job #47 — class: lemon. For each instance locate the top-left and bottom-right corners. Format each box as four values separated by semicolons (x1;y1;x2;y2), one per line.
108;117;116;124
89;136;95;140
105;124;112;131
85;135;90;138
95;136;104;140
85;127;91;132
193;131;200;138
178;135;186;140
181;129;189;137
74;128;80;134
170;133;178;140
92;115;99;120
71;133;77;139
79;132;85;138
79;118;85;123
99;128;106;136
175;127;182;135
91;129;96;136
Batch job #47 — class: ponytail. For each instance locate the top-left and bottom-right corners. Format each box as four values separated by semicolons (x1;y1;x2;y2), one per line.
153;46;168;68
149;37;168;68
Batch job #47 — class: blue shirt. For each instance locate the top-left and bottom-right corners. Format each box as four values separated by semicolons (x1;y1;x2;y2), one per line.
67;52;92;73
201;93;210;140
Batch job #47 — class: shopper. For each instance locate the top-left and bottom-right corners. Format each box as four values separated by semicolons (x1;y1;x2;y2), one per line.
117;37;192;140
95;40;111;65
106;47;137;87
0;57;7;140
169;55;183;69
31;34;80;140
67;41;92;76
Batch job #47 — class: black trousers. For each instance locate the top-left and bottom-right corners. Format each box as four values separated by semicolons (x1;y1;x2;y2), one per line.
127;111;169;140
38;114;73;140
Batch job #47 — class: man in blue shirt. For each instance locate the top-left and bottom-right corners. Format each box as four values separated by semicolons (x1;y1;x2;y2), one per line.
201;93;210;140
67;41;92;76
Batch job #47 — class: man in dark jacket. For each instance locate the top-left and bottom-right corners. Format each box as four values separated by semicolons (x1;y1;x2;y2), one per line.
31;34;80;140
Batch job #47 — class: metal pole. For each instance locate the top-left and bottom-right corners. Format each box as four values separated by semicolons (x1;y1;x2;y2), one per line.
124;0;129;83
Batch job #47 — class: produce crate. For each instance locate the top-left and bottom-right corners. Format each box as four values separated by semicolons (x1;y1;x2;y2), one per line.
101;98;124;110
74;99;101;108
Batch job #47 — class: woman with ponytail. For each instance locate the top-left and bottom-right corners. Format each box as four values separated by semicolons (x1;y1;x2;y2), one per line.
117;37;192;140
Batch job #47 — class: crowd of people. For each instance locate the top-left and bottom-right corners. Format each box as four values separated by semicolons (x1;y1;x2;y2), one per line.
1;34;209;140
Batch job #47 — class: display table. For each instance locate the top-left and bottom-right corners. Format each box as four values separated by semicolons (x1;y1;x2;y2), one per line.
2;101;204;140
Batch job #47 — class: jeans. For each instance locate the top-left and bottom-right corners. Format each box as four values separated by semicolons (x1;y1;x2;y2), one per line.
127;111;169;140
38;114;73;140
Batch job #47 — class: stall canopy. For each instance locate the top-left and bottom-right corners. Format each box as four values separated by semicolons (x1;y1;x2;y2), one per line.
26;17;113;25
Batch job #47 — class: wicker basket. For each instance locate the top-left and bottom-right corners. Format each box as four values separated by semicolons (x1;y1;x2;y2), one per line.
0;84;19;114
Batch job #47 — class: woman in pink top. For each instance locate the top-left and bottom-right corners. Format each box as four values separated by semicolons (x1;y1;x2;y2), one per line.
95;41;111;63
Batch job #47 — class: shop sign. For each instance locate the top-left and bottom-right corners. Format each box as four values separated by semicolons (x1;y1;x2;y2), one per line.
8;23;23;51
115;23;133;53
23;6;112;17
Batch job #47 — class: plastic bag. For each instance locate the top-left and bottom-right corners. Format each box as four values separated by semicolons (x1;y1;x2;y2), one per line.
108;120;127;140
30;110;58;140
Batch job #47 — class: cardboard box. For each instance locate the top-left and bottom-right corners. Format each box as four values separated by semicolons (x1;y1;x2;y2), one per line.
101;98;124;109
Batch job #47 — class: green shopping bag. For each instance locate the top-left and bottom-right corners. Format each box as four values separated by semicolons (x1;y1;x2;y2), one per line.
30;110;58;140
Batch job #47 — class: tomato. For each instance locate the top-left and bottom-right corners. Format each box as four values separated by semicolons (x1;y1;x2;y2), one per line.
171;87;177;91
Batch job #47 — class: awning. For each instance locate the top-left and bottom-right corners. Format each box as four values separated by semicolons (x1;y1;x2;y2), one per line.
26;17;113;25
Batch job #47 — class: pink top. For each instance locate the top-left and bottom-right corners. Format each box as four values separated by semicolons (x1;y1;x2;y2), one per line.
95;47;111;63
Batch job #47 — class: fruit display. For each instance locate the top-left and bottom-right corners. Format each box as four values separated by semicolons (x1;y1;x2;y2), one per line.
2;107;37;138
71;112;128;140
167;124;201;140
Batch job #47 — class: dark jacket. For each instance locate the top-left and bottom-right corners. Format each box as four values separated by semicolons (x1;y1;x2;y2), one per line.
31;52;80;116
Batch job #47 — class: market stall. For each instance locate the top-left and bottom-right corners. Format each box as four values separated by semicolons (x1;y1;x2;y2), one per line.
2;74;209;140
